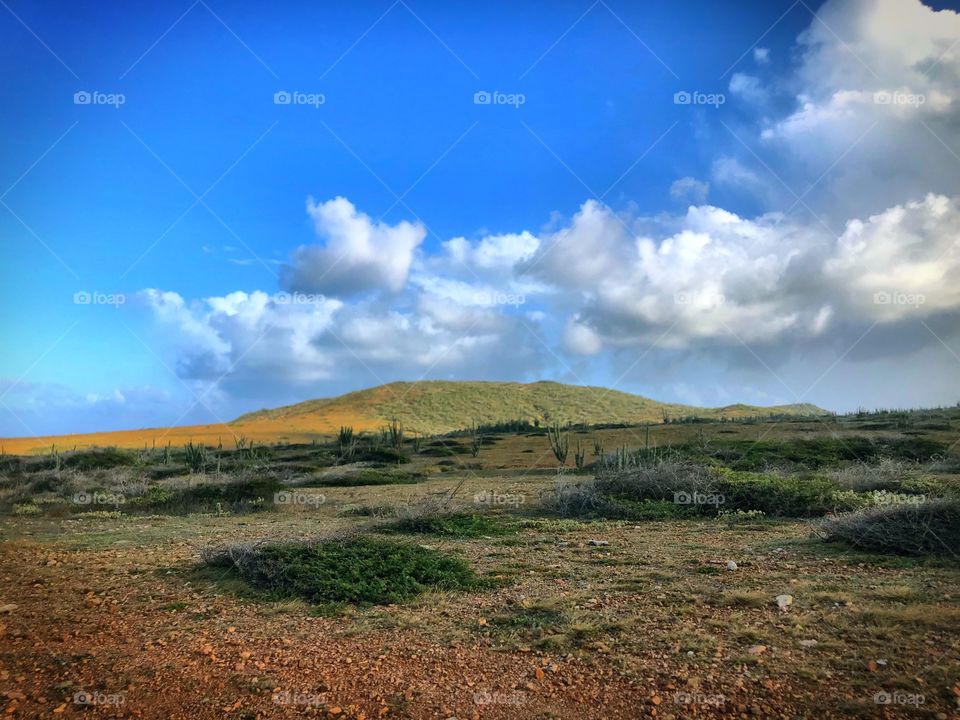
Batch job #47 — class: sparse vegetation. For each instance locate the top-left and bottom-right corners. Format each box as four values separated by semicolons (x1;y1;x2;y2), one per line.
822;498;960;556
2;403;959;719
203;536;481;606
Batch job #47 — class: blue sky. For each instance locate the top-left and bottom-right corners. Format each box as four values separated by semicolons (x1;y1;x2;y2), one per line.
3;0;960;436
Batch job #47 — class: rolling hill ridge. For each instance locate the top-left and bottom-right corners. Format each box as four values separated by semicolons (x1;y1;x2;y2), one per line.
0;380;827;454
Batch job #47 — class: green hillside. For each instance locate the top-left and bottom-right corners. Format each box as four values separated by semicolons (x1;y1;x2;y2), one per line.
235;380;827;435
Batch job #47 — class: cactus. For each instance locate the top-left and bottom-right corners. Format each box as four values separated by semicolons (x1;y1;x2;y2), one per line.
548;422;569;467
593;438;603;458
470;423;483;457
386;419;404;451
184;442;208;473
338;426;356;460
574;439;586;471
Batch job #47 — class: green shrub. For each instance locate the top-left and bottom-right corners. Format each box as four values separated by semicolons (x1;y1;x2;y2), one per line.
715;469;845;516
548;462;856;519
351;447;409;464
63;447;136;471
821;498;960;556
132;478;281;513
385;512;511;537
205;536;480;605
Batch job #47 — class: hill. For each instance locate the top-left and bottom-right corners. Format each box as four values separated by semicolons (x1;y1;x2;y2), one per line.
0;380;826;454
237;380;825;433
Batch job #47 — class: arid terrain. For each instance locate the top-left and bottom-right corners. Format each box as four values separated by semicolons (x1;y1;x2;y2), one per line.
1;395;959;719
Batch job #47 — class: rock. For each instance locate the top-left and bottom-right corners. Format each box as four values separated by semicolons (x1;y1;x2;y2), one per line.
798;639;818;648
748;645;767;655
876;659;887;667
726;560;738;571
588;540;609;547
0;605;17;614
775;594;794;611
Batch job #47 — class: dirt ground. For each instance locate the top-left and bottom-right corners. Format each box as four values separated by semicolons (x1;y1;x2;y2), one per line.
2;468;959;719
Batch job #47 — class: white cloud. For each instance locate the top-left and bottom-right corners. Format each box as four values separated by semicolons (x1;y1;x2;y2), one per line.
758;0;960;217
563;317;602;355
282;196;426;296
753;47;770;64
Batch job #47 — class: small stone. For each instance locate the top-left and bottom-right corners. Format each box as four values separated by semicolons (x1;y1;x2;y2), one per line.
588;540;609;547
798;639;818;648
748;645;767;655
726;560;738;571
775;594;794;611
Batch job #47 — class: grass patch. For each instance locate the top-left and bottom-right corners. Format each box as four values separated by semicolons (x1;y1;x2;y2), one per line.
204;536;481;606
385;511;513;538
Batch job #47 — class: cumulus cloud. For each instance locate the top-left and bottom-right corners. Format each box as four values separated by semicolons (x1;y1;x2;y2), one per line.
758;0;960;217
282;196;426;297
753;47;770;64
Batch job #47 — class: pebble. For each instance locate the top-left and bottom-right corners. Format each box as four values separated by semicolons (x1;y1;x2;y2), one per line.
775;594;794;611
726;560;738;571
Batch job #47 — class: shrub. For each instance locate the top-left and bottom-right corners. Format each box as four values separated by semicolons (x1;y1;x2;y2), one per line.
715;469;844;516
351;447;409;464
385;511;510;537
821;498;960;556
204;536;480;605
548;462;853;519
132;478;281;513
63;447;136;471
